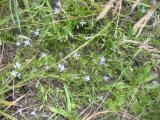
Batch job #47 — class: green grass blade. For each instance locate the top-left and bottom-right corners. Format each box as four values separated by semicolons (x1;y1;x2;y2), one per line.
0;17;10;26
47;106;75;120
13;0;21;32
45;0;52;11
0;110;17;120
23;0;29;9
64;84;72;112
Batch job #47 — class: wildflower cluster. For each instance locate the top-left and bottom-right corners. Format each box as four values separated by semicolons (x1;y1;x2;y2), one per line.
11;62;22;78
16;38;31;47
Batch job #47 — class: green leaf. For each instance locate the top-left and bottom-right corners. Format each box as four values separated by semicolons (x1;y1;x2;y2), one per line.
143;73;158;83
130;99;143;114
13;0;21;32
23;0;29;9
0;17;10;26
107;99;117;111
64;84;72;112
47;106;75;120
116;95;125;107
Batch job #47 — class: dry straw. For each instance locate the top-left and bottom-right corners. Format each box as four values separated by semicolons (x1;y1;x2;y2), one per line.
131;0;141;12
133;6;156;37
96;0;117;20
112;0;122;16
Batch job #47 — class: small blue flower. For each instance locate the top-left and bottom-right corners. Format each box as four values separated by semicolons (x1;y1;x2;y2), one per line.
98;96;104;101
13;62;21;69
16;41;21;47
104;75;110;81
84;75;90;81
84;35;92;40
72;52;80;59
80;20;87;27
11;70;21;78
33;29;40;36
42;112;49;118
54;7;61;14
57;63;66;72
30;110;36;116
24;39;31;46
54;1;61;14
99;56;106;65
41;52;47;58
152;80;158;85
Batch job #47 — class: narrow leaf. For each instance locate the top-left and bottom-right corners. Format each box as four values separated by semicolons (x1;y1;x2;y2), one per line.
0;110;17;120
64;84;72;112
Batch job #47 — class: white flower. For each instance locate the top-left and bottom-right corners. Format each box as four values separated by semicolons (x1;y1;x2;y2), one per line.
99;56;106;65
41;52;46;58
30;110;36;116
11;71;18;77
16;41;21;47
57;63;66;72
54;7;61;14
13;62;21;69
54;1;61;14
24;39;31;46
80;20;86;27
42;112;49;117
55;1;61;8
152;80;158;85
33;29;40;36
72;52;80;59
98;96;104;101
84;36;92;40
84;75;90;81
11;71;21;78
104;75;109;81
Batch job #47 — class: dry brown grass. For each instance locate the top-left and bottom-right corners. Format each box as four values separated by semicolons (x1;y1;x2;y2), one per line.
112;0;122;16
97;1;158;38
121;39;160;54
84;110;114;120
131;0;141;12
133;6;156;37
96;0;117;20
121;39;160;64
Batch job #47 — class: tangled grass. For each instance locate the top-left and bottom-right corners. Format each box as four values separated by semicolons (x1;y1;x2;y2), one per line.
0;0;160;120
